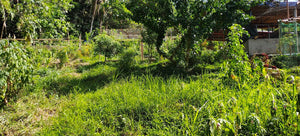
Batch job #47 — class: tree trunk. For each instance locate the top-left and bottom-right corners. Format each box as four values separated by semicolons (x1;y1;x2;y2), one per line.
184;28;193;68
169;35;185;62
1;21;5;39
100;0;106;32
1;12;7;39
155;29;170;61
90;0;99;34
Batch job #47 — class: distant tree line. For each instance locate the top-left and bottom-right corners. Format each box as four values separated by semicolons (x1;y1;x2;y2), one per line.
0;0;131;39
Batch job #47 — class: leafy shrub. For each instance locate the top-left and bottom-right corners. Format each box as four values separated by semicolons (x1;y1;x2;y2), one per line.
57;48;69;68
79;44;93;57
26;45;56;68
117;48;137;74
94;33;123;61
120;39;140;49
197;49;217;65
222;24;252;87
271;55;300;69
141;28;157;60
0;40;33;106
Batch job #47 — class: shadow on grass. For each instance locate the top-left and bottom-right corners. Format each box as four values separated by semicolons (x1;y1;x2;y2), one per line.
42;61;221;96
42;62;117;96
45;73;112;96
76;61;118;73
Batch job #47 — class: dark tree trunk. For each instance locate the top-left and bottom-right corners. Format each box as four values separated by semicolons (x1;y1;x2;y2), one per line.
90;0;99;34
155;29;171;61
184;28;193;67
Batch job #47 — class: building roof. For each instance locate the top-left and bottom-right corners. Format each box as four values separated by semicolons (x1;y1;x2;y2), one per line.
251;2;300;26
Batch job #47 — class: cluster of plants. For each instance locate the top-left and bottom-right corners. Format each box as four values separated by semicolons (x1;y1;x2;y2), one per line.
0;40;32;106
1;30;299;135
93;32;123;61
1;0;300;135
271;54;300;69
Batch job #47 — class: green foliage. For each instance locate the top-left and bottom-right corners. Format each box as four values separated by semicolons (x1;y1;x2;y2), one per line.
223;24;252;86
69;0;132;37
0;40;32;106
0;53;299;135
127;0;265;66
141;28;157;46
271;54;300;69
26;45;56;69
39;73;299;135
117;48;137;74
0;0;73;38
141;28;157;60
94;33;122;61
78;44;93;57
279;34;297;55
197;49;217;65
57;49;69;68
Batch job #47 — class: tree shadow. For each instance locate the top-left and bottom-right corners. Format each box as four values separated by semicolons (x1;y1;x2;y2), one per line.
117;62;220;80
42;62;117;96
42;61;221;96
44;73;112;96
76;61;118;73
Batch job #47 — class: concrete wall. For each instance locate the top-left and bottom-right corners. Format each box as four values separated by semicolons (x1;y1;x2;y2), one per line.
245;38;279;56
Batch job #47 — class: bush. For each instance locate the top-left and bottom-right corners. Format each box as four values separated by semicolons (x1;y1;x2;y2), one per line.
26;45;56;68
0;40;33;106
222;24;252;87
94;33;123;61
79;44;93;57
271;55;300;69
57;48;69;68
117;48;137;74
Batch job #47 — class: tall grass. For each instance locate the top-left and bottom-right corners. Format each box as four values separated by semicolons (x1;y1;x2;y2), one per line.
1;39;299;135
40;73;299;135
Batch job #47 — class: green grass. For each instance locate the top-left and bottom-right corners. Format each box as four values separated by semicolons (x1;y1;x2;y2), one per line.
1;56;299;135
37;68;298;135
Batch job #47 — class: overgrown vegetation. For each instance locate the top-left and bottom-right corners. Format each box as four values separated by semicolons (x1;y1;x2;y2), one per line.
272;54;300;69
93;32;123;61
0;0;299;135
1;27;299;135
0;40;32;106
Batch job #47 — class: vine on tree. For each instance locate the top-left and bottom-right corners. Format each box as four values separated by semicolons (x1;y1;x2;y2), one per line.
223;24;252;87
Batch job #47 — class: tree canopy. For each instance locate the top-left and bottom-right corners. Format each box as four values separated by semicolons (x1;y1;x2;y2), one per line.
68;0;131;37
0;0;73;39
127;0;266;66
0;0;131;39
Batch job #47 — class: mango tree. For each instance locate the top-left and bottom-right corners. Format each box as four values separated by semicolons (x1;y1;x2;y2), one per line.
127;0;265;67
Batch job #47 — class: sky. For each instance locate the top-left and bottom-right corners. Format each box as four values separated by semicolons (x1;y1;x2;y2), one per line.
278;0;298;2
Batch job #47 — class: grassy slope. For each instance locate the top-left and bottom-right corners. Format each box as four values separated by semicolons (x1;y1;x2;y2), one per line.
1;62;300;135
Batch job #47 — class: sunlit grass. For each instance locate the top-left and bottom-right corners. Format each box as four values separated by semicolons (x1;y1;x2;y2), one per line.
1;58;299;135
40;72;299;135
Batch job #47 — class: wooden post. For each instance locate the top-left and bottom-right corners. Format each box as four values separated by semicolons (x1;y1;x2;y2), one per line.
79;34;82;48
295;3;297;18
287;0;290;20
141;40;144;60
67;32;70;45
295;3;299;53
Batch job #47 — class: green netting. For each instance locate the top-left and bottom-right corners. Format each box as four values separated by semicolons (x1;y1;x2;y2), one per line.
279;22;300;55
